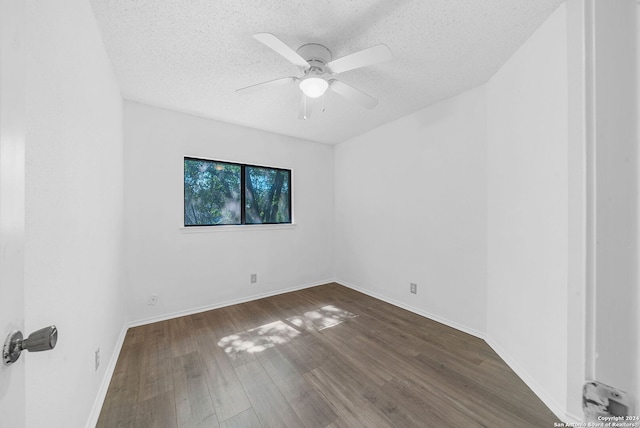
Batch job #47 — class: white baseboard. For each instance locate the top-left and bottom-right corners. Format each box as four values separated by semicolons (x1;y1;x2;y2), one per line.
335;279;486;340
563;411;585;425
484;336;579;424
85;323;128;428
128;278;334;328
335;278;581;425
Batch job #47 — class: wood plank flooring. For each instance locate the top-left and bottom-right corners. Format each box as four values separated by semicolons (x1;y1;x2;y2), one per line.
96;283;559;427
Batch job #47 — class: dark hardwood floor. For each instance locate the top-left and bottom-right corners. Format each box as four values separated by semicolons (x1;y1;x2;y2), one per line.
97;283;559;427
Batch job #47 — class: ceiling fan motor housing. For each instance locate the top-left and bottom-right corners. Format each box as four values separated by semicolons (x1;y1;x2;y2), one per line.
297;43;332;73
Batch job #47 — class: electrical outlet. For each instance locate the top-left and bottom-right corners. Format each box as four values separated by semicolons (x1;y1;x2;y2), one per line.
410;283;417;294
147;294;159;305
250;274;257;284
95;348;100;371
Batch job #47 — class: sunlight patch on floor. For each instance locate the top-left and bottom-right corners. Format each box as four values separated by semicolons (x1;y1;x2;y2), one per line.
286;305;357;331
217;305;357;356
217;320;300;356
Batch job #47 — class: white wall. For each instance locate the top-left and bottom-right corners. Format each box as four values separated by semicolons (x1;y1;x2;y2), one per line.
565;0;588;419
589;0;638;408
486;3;568;415
124;101;334;323
334;86;488;336
0;0;26;425
24;0;126;427
637;2;640;413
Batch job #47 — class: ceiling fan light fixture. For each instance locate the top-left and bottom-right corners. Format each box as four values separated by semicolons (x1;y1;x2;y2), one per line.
299;77;328;98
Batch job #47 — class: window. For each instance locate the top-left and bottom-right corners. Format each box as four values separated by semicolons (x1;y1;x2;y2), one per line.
244;165;291;224
184;157;291;226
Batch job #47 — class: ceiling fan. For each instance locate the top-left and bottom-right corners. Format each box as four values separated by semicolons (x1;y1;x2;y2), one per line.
236;33;392;119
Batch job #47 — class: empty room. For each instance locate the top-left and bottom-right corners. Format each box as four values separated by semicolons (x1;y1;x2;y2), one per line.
1;0;638;427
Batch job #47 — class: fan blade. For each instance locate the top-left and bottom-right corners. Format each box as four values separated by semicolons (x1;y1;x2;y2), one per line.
235;76;296;94
253;33;310;69
326;44;392;74
298;94;312;120
329;80;378;109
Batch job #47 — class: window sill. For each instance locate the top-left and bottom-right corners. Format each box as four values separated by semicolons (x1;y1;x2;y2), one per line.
180;223;297;233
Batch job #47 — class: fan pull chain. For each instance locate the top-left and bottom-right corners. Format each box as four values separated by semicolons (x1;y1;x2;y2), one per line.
303;95;308;120
322;92;326;112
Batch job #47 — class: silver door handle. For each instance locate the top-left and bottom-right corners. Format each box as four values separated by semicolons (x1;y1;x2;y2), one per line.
3;326;58;366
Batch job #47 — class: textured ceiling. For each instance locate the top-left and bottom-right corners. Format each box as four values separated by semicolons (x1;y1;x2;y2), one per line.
90;0;564;144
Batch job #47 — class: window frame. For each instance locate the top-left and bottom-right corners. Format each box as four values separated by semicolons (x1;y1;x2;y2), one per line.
183;156;293;227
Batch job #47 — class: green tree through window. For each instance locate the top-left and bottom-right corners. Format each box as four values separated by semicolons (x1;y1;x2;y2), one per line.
184;159;241;225
184;158;291;226
245;166;291;224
